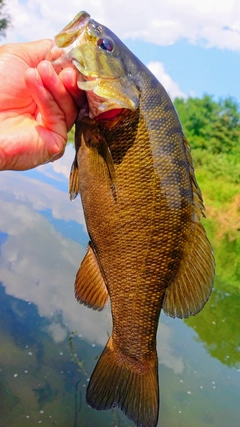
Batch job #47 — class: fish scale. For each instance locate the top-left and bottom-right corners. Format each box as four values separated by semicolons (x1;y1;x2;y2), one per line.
50;10;215;427
75;105;191;422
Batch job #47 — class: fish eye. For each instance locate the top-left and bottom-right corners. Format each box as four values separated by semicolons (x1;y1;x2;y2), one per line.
97;37;114;52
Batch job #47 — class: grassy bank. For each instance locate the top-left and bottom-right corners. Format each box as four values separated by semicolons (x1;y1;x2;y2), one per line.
194;153;240;291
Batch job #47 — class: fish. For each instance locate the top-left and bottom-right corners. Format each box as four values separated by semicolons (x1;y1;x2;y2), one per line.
49;11;215;427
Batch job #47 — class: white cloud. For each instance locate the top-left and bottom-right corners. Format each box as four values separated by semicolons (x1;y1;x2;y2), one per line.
1;146;85;225
0;175;111;347
158;321;184;374
2;0;237;104
3;0;240;51
147;61;186;99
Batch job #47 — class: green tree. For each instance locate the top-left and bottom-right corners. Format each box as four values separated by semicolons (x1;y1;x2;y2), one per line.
0;0;10;38
174;95;240;155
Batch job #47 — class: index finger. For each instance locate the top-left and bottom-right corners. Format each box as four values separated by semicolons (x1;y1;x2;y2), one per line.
1;39;54;68
59;67;86;108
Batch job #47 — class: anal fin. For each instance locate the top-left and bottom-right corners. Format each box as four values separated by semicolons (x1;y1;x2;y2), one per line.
75;242;109;311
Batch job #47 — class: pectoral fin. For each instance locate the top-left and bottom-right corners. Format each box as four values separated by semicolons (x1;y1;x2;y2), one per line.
75;242;109;311
80;116;116;188
97;135;116;187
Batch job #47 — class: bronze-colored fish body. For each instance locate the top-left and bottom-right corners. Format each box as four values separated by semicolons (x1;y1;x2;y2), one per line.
51;12;215;427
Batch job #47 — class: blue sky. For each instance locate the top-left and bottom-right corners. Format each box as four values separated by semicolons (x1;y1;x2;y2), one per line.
126;39;240;101
2;0;240;103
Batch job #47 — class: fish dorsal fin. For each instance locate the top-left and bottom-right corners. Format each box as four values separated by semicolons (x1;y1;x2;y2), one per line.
75;242;109;311
69;156;80;201
183;136;205;218
162;220;215;318
162;136;215;318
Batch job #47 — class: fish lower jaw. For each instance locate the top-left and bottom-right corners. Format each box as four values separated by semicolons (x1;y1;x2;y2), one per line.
86;92;126;119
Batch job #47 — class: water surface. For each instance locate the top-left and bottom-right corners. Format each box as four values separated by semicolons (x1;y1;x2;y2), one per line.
0;145;239;426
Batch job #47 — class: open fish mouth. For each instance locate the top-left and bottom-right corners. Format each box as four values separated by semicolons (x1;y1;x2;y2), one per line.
47;12;115;81
47;11;140;117
46;11;91;75
54;11;90;47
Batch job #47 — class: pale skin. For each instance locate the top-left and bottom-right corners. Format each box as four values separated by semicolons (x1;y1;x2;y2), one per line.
0;39;84;171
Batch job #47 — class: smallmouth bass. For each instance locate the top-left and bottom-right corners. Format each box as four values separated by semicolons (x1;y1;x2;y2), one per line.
49;11;215;427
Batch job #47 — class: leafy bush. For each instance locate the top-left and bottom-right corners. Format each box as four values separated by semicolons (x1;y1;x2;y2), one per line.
175;95;240;156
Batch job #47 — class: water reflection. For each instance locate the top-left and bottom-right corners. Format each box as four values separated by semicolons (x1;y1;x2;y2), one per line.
0;164;111;348
0;283;114;427
186;283;240;368
0;144;240;426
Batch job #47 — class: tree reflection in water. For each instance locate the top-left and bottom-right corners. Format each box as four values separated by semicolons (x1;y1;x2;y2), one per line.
185;276;240;369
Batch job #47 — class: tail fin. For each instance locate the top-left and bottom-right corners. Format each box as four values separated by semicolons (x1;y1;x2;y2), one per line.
86;337;159;427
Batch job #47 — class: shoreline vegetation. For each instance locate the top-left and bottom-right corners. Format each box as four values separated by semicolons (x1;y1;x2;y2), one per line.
174;95;239;291
67;95;240;290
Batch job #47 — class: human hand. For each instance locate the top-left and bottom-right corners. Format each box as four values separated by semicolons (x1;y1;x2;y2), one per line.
0;39;83;171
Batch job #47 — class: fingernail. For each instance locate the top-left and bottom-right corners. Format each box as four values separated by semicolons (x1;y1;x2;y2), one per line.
42;153;60;165
34;68;44;87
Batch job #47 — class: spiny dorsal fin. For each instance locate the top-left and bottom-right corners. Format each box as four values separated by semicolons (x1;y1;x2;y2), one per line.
69;156;79;201
183;136;205;218
75;243;109;311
